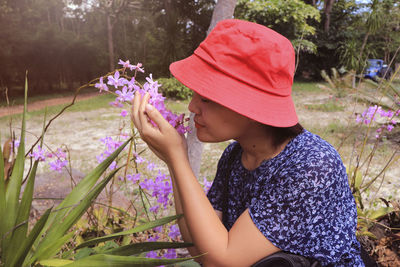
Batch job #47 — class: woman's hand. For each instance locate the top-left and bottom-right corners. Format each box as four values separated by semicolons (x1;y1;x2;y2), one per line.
131;91;187;165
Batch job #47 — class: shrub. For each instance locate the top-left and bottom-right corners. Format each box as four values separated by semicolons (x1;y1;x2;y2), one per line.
158;77;193;100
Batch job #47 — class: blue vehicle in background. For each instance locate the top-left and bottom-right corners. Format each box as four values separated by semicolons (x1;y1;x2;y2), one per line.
364;59;393;80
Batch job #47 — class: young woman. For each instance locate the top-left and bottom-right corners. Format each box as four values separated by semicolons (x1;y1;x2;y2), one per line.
131;19;364;266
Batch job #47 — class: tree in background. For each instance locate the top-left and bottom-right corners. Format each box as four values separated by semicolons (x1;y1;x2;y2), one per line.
187;0;238;182
338;0;400;73
1;0;399;95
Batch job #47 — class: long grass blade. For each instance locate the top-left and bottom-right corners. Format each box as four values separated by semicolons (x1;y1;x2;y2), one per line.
43;138;131;232
103;241;194;256
64;254;194;267
6;160;39;266
0;134;6;255
9;207;52;267
31;166;124;263
8;109;48;257
3;73;28;258
26;138;131;263
76;214;182;249
39;259;74;266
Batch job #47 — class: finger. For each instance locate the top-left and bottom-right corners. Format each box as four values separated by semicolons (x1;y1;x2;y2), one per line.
144;103;170;132
131;91;141;130
138;92;151;129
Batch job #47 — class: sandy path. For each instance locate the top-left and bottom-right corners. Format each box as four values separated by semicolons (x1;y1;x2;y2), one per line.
0;92;99;117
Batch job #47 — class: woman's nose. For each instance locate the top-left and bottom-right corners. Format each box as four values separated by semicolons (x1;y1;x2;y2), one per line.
188;94;200;114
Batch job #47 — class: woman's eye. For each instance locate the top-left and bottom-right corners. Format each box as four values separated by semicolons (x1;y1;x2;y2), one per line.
201;98;210;103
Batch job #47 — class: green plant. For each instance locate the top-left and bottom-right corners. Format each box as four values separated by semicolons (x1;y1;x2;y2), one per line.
305;98;344;112
318;67;400;245
158;77;193;100
0;76;194;266
319;68;355;98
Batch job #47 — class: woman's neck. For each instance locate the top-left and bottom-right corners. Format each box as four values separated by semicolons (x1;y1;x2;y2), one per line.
236;124;291;171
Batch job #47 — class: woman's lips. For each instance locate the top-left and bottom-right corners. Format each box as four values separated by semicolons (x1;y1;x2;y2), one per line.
194;121;204;129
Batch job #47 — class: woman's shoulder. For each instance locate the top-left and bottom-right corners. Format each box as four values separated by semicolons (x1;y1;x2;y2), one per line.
284;130;343;165
270;130;348;189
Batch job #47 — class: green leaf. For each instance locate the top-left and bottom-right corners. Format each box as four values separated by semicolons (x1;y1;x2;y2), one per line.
103;241;194;256
64;254;193;267
74;247;95;260
39;259;74;266
3;73;28;259
27;138;131;264
31;167;122;263
7;160;40;264
0;134;6;251
43;138;131;232
354;169;362;190
368;207;393;220
76;214;182;249
33;232;75;263
9;207;52;267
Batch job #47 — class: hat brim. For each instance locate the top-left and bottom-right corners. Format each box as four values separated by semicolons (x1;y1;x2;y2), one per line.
170;54;298;127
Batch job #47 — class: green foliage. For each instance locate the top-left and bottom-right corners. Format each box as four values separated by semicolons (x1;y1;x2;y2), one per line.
0;0;215;93
235;0;320;53
319;68;355;98
305;99;344;112
0;77;193;266
158;77;193;100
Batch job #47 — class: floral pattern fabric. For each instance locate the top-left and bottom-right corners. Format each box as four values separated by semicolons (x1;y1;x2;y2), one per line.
207;130;364;266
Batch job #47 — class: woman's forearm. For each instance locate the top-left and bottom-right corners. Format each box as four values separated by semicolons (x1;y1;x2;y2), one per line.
168;153;230;265
168;166;202;257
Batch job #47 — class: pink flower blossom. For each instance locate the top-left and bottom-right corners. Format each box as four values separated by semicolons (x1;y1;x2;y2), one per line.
118;59;135;70
107;71;126;88
95;77;109;92
29;145;46;161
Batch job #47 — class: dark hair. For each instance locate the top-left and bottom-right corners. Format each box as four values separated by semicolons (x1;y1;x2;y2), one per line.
265;123;304;148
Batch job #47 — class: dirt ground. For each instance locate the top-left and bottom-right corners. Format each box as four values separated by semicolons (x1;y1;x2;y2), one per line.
0;92;99;117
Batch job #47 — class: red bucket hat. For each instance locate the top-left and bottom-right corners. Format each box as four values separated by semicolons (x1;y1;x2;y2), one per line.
169;19;298;127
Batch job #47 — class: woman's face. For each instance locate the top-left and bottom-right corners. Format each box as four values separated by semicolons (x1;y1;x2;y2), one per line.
188;92;254;142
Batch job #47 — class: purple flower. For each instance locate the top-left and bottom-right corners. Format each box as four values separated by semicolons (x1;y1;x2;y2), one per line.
107;71;126;88
202;177;213;194
147;234;160;242
95;77;109;92
168;224;181;240
109;100;123;108
127;173;141;183
146;250;160;258
115;86;134;102
164;249;177;259
49;159;68;173
135;155;145;164
147;162;156;171
153;226;162;233
120;110;128;117
12;139;21;150
132;63;144;73
109;161;117;170
126;77;139;91
149;205;159;214
29;145;47;161
118;59;135;70
387;124;394;132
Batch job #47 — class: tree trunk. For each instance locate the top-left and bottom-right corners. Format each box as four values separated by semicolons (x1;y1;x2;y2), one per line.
107;14;115;72
187;0;238;179
358;32;370;62
207;0;238;35
323;0;335;33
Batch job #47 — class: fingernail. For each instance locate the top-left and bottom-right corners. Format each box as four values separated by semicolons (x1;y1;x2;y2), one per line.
146;104;154;111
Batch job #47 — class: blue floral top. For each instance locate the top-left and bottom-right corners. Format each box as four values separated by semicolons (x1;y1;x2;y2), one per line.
207;130;364;266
